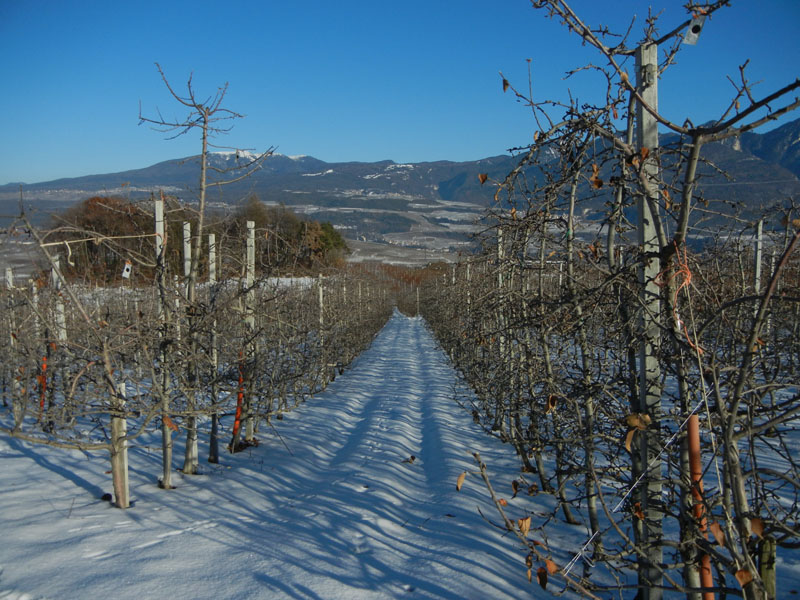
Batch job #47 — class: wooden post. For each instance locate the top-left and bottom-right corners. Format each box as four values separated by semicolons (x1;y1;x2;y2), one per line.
110;382;130;508
759;537;777;599
636;41;663;599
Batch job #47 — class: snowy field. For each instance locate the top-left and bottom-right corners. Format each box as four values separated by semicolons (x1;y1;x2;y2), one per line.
4;311;797;599
1;312;548;600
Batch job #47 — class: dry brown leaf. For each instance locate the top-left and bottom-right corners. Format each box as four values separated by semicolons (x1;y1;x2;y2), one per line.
589;163;604;189
498;498;508;506
536;566;548;589
518;516;531;537
751;517;764;538
620;71;629;85
525;553;533;568
708;521;725;546
502;78;510;93
478;173;488;185
633;501;645;521
526;567;532;583
624;428;637;452
625;413;652;430
546;395;557;414
163;415;179;432
456;471;467;492
545;558;558;574
511;480;519;498
735;569;753;587
662;188;672;210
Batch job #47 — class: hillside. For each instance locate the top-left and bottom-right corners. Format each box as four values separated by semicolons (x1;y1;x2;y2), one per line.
2;118;800;250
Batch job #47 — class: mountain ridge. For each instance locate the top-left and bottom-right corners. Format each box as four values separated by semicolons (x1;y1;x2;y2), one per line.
3;118;800;250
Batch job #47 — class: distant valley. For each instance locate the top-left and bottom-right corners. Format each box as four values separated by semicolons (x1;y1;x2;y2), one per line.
2;118;800;258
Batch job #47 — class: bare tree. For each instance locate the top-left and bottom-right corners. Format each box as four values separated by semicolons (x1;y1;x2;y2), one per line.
139;64;272;478
422;2;800;598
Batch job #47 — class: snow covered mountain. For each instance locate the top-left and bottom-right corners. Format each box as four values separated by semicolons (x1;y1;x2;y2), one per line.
3;118;800;250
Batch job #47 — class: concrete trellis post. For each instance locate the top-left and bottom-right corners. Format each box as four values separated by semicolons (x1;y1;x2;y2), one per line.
51;258;67;343
635;41;663;599
244;220;256;442
183;222;192;287
181;220;199;474
318;274;324;332
208;233;220;463
154;195;173;489
466;262;471;317
754;219;763;299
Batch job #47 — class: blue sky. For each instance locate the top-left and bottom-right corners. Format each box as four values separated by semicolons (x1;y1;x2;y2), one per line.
1;1;799;185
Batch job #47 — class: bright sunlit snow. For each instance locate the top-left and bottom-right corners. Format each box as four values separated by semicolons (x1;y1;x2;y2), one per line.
0;312;537;599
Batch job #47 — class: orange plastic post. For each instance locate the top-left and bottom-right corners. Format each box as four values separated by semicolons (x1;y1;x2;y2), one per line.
37;355;47;421
689;414;714;600
231;352;245;446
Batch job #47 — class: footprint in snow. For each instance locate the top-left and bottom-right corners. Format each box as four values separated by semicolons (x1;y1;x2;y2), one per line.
351;532;369;555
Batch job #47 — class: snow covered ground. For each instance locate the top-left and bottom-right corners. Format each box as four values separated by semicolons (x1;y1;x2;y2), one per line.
0;312;543;600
